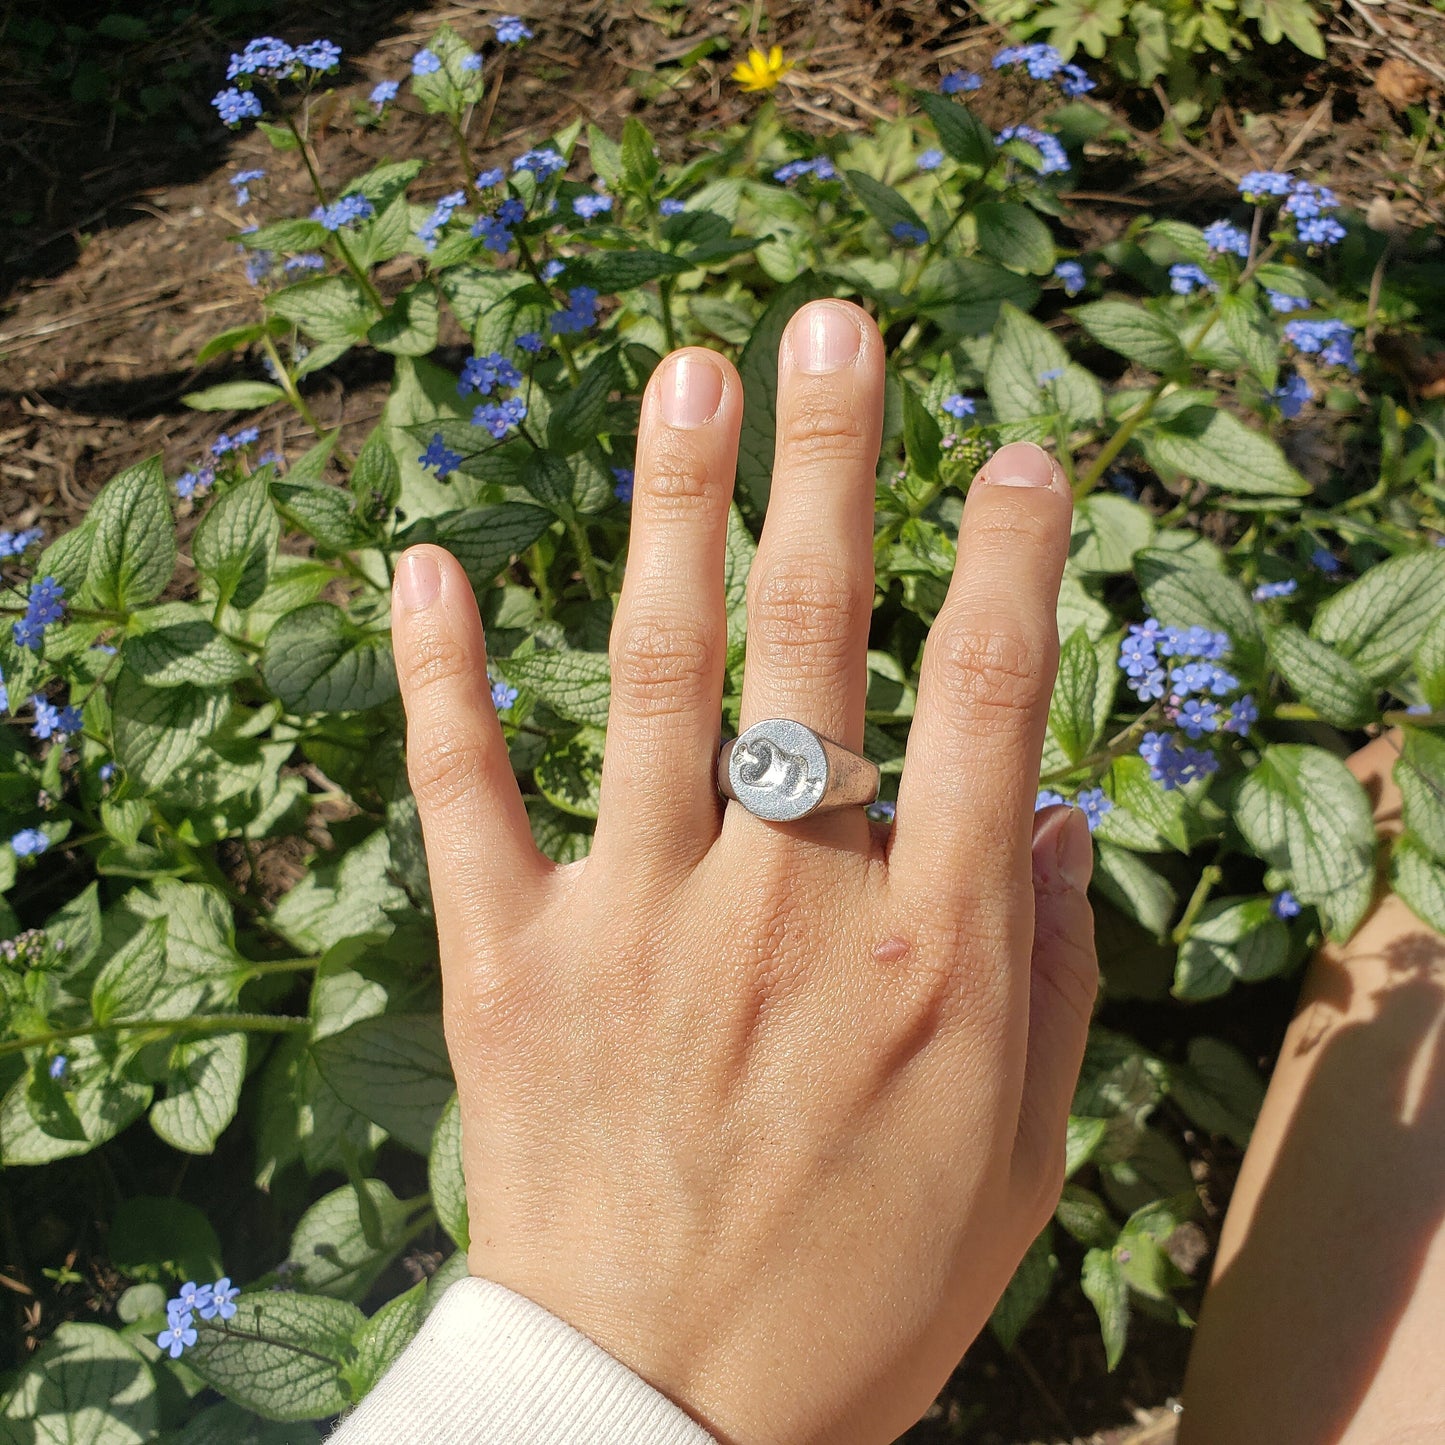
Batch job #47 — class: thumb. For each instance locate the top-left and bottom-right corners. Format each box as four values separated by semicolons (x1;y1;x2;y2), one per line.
1012;805;1099;1211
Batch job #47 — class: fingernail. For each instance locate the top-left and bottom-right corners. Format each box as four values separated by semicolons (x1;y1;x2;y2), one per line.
1055;807;1095;892
986;441;1061;490
396;550;440;611
791;301;863;374
659;352;725;429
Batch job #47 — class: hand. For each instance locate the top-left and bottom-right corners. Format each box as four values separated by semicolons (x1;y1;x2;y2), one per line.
391;299;1098;1445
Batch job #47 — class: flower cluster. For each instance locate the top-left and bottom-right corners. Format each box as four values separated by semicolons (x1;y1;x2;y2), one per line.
1202;220;1250;259
157;1279;240;1359
0;527;43;558
30;693;83;742
418;189;467;249
213;37;341;125
489;670;519;710
550;285;599;335
1237;172;1345;247
458;352;523;397
917;149;944;172
1275;373;1313;419
9;829;48;858
611;467;634;502
0;928;64;966
513;147;566;180
419;435;464;479
572;192;613;220
1252;578;1298;601
213;428;260;457
995;125;1069;176
311;194;374;231
1054;259;1085;296
472;197;525;253
992;43;1094;95
370;79;399;108
774;157;837;184
1117;619;1256;790
942;394;976;418
493;15;533;44
939;71;981;94
176;462;217;500
474;396;528;439
13;577;65;651
1284;319;1357;372
891;222;929;246
1266;289;1311;314
229;169;265;206
1169;263;1215;296
1034;786;1113;831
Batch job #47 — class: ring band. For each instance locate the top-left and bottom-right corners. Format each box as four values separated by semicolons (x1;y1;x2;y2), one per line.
718;718;880;822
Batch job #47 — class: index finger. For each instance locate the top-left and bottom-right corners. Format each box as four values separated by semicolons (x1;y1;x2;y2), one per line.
888;442;1073;893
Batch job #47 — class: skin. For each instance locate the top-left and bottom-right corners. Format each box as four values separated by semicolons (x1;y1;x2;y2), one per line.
390;300;1098;1445
1180;732;1445;1445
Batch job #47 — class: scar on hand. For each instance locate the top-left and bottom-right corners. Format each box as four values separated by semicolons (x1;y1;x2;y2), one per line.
873;933;912;965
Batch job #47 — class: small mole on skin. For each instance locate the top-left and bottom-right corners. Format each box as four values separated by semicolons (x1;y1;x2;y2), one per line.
873;933;912;965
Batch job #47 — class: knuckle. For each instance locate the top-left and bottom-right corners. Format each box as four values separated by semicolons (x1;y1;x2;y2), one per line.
609;612;715;716
640;443;714;512
403;627;473;695
747;560;865;669
406;722;487;813
967;500;1060;554
929;614;1054;722
778;391;871;468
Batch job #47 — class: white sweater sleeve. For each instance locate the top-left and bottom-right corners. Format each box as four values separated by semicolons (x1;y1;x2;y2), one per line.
330;1277;720;1445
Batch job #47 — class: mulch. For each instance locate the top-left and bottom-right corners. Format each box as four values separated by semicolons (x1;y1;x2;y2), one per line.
0;3;1442;1440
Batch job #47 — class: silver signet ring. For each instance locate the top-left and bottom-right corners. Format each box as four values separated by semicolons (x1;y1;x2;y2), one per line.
717;718;880;822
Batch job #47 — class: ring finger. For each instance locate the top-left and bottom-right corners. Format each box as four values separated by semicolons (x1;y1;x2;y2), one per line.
735;300;885;798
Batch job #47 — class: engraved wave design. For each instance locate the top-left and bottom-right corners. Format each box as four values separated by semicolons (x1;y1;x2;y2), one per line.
734;738;824;803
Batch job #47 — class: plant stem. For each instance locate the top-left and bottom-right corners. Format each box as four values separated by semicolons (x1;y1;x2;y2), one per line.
449;114;481;206
1172;859;1223;944
526;541;555;614
259;334;350;463
0;1013;310;1060
660;277;679;353
236;957;322;980
514;234;581;383
568;516;605;600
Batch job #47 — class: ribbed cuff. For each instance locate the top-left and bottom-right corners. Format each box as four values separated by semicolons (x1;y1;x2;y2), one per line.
330;1277;719;1445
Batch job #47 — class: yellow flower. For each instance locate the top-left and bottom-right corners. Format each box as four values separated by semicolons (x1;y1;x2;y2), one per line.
732;45;794;93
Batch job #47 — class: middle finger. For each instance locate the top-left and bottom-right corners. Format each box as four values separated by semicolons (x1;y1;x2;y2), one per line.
737;299;885;761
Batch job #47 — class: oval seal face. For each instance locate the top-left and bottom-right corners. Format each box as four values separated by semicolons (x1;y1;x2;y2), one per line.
727;718;830;822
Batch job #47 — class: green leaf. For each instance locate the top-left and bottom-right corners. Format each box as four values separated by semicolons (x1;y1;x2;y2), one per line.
916;91;995;170
0;1048;152;1165
974;201;1055;275
429;1094;470;1250
45;884;102;972
915;257;1040;338
1393;834;1445;933
1070;495;1156;575
261;604;398;714
1049;628;1103;764
1234;745;1376;940
549;347;621;456
124;609;253;689
900;376;942;482
1414;612;1445;713
1081;1247;1129;1371
1220;293;1279;390
110;1196;223;1283
192;475;280;611
35;522;96;597
1312;549;1445;683
988;1226;1057;1350
1266;623;1376;727
535;726;606;818
111;674;229;792
438;268;543;354
1065;1115;1109;1177
92;917;167;1025
312;1014;454;1154
1137;406;1310;498
86;456;177;610
271;831;407;955
267;276;380;345
149;1032;246;1154
402;504;553;587
621;115;661;190
844;169;927;238
350;431;402;510
1173;897;1290;1000
496;649;611;727
368;282;440;356
563;249;693;292
1167;1037;1264;1148
1093;842;1177;940
174;1402;319;1445
408;23;485;113
1397;728;1445;862
185;1293;363;1422
240;218;326;252
1136;549;1264;676
287;1180;415;1299
181;381;287;412
271;480;374;552
352;1283;426;1395
1055;1183;1116;1248
1072;300;1186;373
735;273;833;514
985;303;1102;425
1;1322;157;1444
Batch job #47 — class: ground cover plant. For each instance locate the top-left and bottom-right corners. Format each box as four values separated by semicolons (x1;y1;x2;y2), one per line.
2;14;1445;1441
